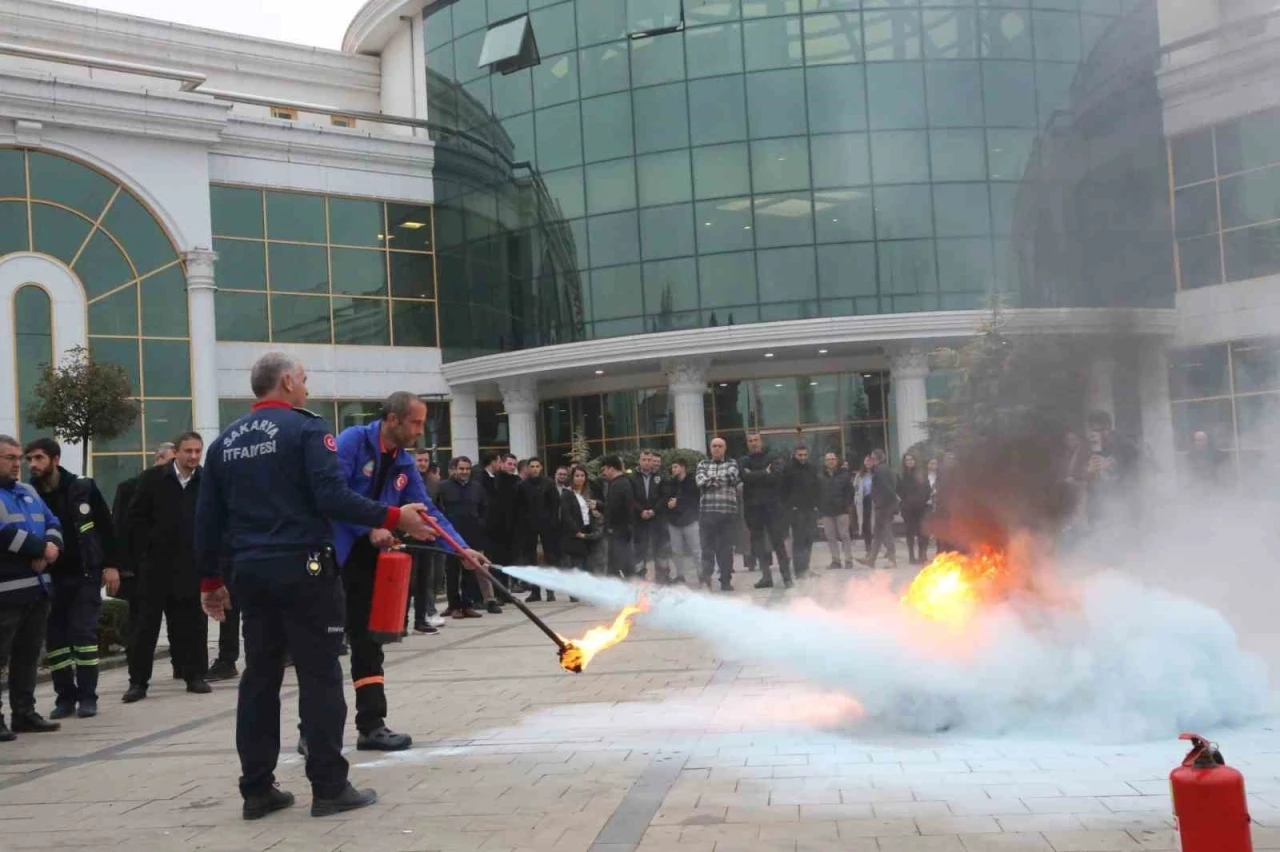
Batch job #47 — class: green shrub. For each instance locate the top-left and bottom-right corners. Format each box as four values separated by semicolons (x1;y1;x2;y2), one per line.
98;596;130;655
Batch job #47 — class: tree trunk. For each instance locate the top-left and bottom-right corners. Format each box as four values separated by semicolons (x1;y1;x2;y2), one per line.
82;434;91;476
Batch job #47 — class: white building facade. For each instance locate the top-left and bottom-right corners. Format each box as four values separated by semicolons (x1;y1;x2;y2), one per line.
0;0;1259;495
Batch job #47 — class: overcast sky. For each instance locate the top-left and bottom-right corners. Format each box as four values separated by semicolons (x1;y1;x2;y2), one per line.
64;0;368;50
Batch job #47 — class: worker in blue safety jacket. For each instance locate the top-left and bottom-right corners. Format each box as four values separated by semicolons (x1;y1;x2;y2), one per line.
194;352;445;821
0;434;64;741
314;392;481;755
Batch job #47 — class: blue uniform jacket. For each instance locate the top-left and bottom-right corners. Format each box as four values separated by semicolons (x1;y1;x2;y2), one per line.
333;420;466;565
0;479;64;603
194;402;401;589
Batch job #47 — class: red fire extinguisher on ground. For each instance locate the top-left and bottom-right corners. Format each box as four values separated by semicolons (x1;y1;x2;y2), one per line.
1170;733;1253;852
367;549;413;644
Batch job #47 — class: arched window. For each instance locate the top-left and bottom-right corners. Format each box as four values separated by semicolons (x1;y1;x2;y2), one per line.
14;284;51;444
0;148;188;488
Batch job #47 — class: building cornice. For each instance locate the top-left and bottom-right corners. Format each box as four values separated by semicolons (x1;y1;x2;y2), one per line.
342;0;419;56
0;0;380;97
0;68;231;144
442;308;1178;387
212;117;435;180
1158;31;1280;135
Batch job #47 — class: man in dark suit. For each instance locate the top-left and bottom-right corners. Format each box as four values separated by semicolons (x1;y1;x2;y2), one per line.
630;450;670;583
516;458;562;602
112;444;176;667
122;432;211;702
599;456;635;579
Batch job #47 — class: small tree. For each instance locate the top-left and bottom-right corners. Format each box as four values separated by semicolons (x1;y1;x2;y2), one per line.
29;346;139;473
568;425;592;466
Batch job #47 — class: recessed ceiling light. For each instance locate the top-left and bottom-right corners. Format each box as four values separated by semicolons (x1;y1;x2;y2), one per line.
818;349;828;354
594;370;604;375
764;353;774;358
810;381;819;386
775;383;784;388
719;383;728;387
399;221;426;229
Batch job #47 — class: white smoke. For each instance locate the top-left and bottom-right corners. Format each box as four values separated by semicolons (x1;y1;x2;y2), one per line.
500;556;1270;743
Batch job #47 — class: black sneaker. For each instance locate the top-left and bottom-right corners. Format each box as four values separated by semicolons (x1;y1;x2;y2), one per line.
414;623;440;636
77;700;98;719
486;600;503;614
122;684;147;703
0;718;13;742
49;703;76;721
546;591;557;602
207;660;239;682
312;783;377;817
525;591;542;603
754;578;774;590
10;712;59;733
186;678;213;695
357;727;412;751
243;785;295;820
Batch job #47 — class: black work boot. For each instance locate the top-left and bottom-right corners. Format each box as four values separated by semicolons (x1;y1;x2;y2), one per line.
244;785;295;820
186;678;212;695
357;727;412;751
122;684;148;703
0;717;14;742
312;783;378;817
207;659;239;682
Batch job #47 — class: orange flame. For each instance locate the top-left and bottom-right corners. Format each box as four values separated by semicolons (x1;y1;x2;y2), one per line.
902;546;1009;627
559;596;649;673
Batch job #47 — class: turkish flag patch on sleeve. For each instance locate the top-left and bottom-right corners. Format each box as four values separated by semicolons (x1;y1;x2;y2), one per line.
324;434;337;452
395;473;408;491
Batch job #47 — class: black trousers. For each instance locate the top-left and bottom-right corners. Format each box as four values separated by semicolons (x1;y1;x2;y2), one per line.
633;520;670;581
445;556;481;611
788;508;817;575
127;582;208;688
407;551;441;628
860;495;874;551
699;513;736;588
234;561;348;800
519;527;562;594
46;576;103;705
903;509;928;561
341;541;391;735
746;508;791;583
605;531;634;579
0;597;51;719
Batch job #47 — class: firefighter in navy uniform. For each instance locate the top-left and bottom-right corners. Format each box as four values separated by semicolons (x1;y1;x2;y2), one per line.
194;352;440;821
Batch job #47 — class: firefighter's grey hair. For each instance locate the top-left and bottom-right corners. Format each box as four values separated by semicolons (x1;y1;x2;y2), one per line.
250;352;299;398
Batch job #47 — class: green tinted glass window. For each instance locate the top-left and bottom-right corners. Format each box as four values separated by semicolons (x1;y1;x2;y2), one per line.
390;253;436;299
266;192;326;243
31;203;92;264
817;243;877;297
0;149;26;197
981;9;1032;59
76;230;136;298
934;183;992;238
1032;10;1080;61
142;340;191;397
1217;109;1280;175
634;84;690;154
331;248;388;296
871;131;930;183
866;62;926;129
806;64;868;134
582;93;636;162
751;137;811;192
758;246;816;301
803;12;862;65
90;337;140;395
631;30;686;86
590;264;644;318
1220;167;1280;230
937;237;994;292
579;0;627;45
586;158;638;214
925;61;983;127
747;69;807;137
923;8;978;59
815;188;875;243
864;9;922;61
89;284;139;336
28;152;116;217
640;203;697;259
644;257;699;312
328;198;383;248
393;300;439;346
0;201;27;254
699;251;756;308
211;186;264;238
754;192;815;248
215;239;267;291
879;239;938;295
637;150;693;207
931;129;988;181
811;133;870;188
1171;129;1214;188
333;297;391;345
15;284;52;444
215;292;270;341
696;197;755;253
389;205;432;251
536;102;585;170
693;143;751;198
145;400;192;445
579;41;632;97
531;1;577;55
875;185;934;239
534;53;580;107
140;266;190;337
269;243;329;293
743;16;802;70
271;295;333;343
686;22;745;77
102;192;177;277
589;210;641;266
689;76;748;146
982;61;1037;128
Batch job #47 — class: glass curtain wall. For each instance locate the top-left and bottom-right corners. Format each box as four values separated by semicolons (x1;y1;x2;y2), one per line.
210;186;439;347
1171;106;1280;290
0;148;189;493
424;0;1136;358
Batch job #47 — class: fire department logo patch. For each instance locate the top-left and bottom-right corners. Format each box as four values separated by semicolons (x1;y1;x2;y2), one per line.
324;434;337;452
362;460;375;478
395;473;408;491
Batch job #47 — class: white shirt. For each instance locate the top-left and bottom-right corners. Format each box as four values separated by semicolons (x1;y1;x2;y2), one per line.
573;491;590;525
174;462;194;489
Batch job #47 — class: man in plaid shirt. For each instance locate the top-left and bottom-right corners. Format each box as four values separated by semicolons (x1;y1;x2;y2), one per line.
696;437;740;592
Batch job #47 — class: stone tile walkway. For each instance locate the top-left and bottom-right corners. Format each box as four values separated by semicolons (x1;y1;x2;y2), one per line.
1;565;1278;851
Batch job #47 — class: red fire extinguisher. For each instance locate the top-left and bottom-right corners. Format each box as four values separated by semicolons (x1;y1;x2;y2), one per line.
367;550;413;644
1170;733;1253;852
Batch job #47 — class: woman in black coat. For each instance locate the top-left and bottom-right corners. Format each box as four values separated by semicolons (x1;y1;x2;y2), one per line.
897;452;931;565
560;464;602;584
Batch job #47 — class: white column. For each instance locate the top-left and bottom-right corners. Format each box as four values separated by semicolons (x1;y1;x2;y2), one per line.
1138;338;1176;487
449;384;479;462
663;357;710;453
1087;351;1117;420
889;344;931;455
185;249;220;446
499;376;539;460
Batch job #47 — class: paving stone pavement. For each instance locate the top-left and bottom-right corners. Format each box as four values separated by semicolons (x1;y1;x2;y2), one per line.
1;565;1278;852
